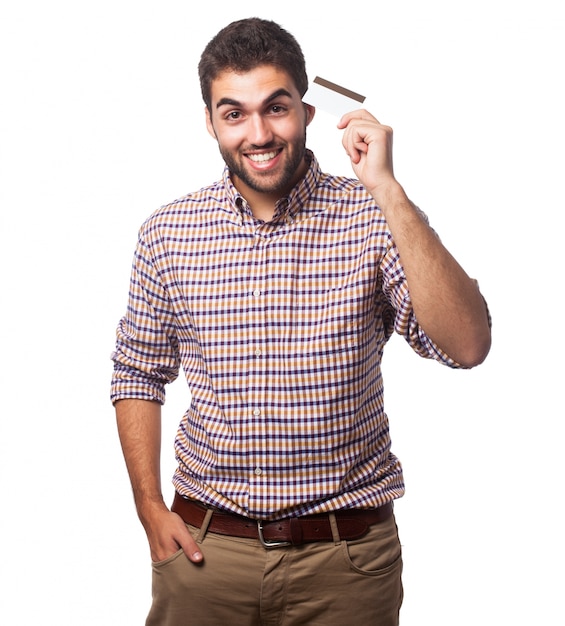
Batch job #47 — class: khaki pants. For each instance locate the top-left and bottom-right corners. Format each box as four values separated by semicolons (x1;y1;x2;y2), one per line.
146;512;403;625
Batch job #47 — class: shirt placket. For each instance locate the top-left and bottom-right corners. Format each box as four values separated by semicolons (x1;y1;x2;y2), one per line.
247;230;269;514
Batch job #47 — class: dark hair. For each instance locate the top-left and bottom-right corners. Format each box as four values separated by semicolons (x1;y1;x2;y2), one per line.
198;18;308;111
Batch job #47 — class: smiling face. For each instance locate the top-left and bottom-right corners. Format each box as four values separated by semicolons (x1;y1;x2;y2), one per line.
205;65;315;207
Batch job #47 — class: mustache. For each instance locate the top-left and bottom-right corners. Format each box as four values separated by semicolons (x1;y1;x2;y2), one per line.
243;142;282;151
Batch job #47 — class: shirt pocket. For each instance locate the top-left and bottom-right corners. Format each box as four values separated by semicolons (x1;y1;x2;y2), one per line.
302;282;363;359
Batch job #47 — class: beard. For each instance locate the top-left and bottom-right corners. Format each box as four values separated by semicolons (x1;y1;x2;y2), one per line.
218;132;308;195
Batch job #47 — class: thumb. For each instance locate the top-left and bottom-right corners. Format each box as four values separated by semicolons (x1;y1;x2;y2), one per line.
175;520;204;563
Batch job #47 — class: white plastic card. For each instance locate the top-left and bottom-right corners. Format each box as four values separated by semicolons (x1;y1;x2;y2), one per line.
303;76;366;118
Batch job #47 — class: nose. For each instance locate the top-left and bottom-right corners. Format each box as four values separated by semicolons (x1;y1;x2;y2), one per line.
249;114;274;147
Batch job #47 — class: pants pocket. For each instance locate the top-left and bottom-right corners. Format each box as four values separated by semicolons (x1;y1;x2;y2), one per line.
340;515;402;576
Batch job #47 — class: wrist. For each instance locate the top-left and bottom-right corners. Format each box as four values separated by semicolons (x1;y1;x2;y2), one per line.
136;494;168;528
369;180;406;210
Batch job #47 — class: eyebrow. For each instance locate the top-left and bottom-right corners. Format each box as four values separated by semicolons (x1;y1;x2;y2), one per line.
215;88;294;109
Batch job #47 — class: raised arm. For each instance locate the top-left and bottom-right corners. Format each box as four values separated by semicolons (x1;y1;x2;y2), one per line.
339;110;491;367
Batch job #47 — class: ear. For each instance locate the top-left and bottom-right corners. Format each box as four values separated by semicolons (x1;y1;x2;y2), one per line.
304;103;315;126
205;106;217;139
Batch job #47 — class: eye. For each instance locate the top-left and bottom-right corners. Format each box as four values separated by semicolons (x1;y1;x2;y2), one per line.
226;111;242;120
270;104;286;114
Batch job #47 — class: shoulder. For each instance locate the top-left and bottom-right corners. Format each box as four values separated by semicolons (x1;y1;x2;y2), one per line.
139;179;226;239
315;170;382;219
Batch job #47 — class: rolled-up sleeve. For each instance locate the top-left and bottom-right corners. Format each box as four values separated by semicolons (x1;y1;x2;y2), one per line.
379;223;463;369
110;230;180;404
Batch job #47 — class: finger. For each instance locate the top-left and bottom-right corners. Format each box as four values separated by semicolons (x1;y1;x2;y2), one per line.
337;109;378;129
173;515;204;563
343;141;368;165
341;125;369;162
182;540;204;563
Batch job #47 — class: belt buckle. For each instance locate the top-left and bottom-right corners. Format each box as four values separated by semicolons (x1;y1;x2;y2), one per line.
257;520;292;549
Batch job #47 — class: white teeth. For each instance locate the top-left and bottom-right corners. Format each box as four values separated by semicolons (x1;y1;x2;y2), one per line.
248;151;278;162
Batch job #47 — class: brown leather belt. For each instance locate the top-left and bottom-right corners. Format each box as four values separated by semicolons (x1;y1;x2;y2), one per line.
172;493;393;548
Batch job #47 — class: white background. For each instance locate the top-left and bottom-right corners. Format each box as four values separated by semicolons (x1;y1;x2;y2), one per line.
1;1;563;624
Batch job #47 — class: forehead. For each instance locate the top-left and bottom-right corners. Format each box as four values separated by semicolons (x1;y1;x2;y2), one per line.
210;65;299;107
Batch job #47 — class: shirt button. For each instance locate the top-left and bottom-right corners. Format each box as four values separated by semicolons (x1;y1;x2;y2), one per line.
253;408;261;416
254;467;263;476
253;289;261;297
255;348;262;357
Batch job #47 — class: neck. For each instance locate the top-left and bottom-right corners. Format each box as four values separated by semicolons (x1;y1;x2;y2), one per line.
231;179;278;221
232;157;309;222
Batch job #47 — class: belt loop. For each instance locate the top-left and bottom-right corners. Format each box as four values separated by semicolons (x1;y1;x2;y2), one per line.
196;508;214;544
328;512;341;545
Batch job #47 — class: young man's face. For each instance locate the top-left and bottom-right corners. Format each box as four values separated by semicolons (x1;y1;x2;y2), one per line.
205;65;315;200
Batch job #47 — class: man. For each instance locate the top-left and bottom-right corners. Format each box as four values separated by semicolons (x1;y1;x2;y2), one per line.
111;17;491;626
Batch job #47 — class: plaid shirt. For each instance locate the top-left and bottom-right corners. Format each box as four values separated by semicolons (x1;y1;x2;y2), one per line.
111;151;460;519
